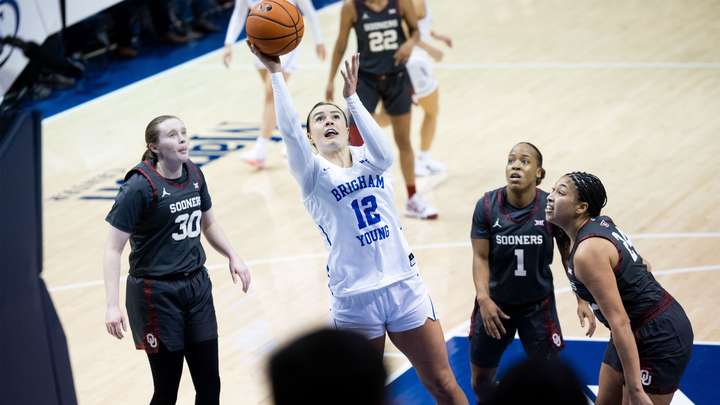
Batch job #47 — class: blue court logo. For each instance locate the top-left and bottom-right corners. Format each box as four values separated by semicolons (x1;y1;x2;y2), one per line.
50;122;285;201
0;0;20;68
389;337;720;404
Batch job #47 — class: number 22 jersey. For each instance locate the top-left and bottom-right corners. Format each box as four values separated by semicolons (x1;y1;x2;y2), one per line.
354;0;408;75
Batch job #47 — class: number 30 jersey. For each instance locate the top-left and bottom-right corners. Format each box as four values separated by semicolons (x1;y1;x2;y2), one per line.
566;216;669;329
105;160;212;278
471;188;558;306
354;0;407;75
304;147;416;297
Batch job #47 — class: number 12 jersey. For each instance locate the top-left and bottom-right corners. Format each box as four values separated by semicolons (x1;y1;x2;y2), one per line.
305;149;416;297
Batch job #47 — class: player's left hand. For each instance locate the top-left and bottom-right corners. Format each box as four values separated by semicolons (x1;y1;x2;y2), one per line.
577;299;596;337
222;44;233;67
315;44;327;61
438;35;453;48
428;47;444;62
247;42;281;73
393;41;413;65
229;256;251;292
340;53;360;98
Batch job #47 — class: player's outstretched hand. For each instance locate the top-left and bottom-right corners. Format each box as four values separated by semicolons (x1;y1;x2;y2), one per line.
577;299;597;337
222;44;233;67
229;256;251;293
105;306;127;340
477;296;510;339
340;53;360;98
247;43;281;74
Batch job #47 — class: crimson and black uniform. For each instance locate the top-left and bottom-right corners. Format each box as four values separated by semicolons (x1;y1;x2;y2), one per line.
106;160;216;353
469;188;565;368
566;216;693;394
353;0;412;117
106;159;221;404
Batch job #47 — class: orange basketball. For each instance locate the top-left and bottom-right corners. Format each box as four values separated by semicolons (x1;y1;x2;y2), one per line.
246;0;305;57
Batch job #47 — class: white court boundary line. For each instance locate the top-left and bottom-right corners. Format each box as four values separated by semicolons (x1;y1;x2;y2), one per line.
41;229;720;383
47;232;720;292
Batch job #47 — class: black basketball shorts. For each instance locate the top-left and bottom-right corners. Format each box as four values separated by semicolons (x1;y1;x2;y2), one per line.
469;293;564;368
603;299;693;394
356;69;413;116
125;268;218;353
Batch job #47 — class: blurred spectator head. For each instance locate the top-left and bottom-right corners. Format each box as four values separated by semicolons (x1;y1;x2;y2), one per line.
485;357;587;405
268;328;387;405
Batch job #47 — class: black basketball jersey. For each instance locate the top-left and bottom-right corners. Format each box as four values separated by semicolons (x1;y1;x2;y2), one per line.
471;188;557;306
105;160;212;278
353;0;407;75
566;216;670;329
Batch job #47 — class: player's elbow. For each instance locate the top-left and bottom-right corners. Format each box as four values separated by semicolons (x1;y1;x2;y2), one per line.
607;311;631;331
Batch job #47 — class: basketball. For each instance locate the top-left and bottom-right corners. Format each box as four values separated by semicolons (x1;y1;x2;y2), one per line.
246;0;305;56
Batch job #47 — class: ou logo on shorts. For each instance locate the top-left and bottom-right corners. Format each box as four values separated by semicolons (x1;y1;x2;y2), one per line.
146;333;158;348
640;369;652;386
551;333;562;347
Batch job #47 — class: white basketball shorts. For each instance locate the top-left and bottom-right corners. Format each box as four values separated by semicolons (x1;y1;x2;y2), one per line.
330;273;438;339
405;48;438;100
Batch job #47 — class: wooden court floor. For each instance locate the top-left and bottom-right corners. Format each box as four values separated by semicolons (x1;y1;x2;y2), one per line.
41;1;720;403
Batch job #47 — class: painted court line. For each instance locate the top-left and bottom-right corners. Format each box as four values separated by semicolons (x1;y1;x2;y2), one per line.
194;61;720;72
51;232;719;292
47;262;720;293
433;62;720;70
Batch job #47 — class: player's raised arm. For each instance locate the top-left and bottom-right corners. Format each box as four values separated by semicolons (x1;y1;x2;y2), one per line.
250;44;318;195
342;54;394;170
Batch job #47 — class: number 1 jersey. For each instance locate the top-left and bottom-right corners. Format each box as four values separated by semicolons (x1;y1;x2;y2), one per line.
304;147;416;297
471;188;557;306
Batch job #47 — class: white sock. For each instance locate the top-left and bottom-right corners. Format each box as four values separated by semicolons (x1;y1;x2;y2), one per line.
255;136;269;151
418;151;430;160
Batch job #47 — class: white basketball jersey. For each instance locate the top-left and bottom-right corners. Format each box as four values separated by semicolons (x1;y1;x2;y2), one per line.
304;147;417;297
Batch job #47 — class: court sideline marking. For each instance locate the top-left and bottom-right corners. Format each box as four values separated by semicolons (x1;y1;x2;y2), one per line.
47;232;720;292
